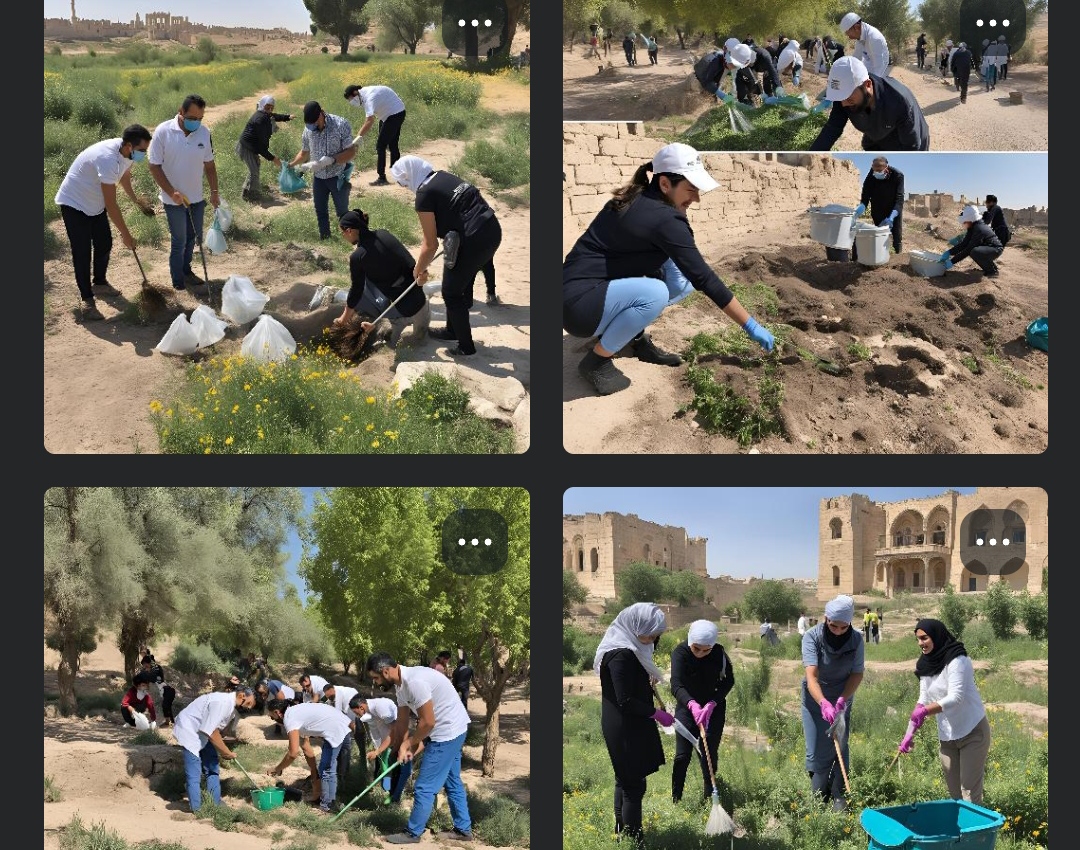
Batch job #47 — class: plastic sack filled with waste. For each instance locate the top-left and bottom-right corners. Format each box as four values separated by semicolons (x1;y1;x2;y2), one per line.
279;163;307;194
190;304;228;348
221;275;269;324
215;200;233;232
204;213;228;254
154;313;201;356
1025;316;1047;352
241;314;296;362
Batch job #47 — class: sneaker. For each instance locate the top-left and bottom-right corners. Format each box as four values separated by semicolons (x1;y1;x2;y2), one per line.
578;351;631;396
984;268;999;277
446;345;476;356
370;176;391;186
485;293;502;306
429;326;457;341
384;833;423;845
92;282;122;298
80;300;105;321
436;828;475;842
631;332;681;366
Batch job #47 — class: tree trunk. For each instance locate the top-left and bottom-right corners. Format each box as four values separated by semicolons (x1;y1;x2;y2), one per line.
119;613;154;678
57;638;80;716
481;698;500;776
339;36;350;55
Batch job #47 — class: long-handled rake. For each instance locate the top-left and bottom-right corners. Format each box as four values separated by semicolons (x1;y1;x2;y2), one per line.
699;723;735;837
181;197;216;308
327;758;399;823
130;245;170;314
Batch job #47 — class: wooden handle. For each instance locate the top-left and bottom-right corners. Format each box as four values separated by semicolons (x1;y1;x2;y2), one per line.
832;733;851;793
699;723;719;795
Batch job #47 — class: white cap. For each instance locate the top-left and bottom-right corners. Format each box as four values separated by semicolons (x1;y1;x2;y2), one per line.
959;205;980;223
724;37;741;52
945;39;953;47
983;39;990;46
652;143;720;193
840;12;861;33
726;43;754;69
959;42;967;48
825;55;869;100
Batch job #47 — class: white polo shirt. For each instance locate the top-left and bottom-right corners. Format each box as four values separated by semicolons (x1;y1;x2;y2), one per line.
396;665;469;742
855;22;890;77
282;702;352;748
327;684;359;716
358;85;406;121
302;674;329;702
147;116;214;206
172;692;238;758
359;696;400;748
54;139;134;216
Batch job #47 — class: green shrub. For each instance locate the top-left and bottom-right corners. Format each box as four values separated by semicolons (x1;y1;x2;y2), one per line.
982;580;1018;639
45;774;62;802
44;76;74;121
58;815;127;850
1017;591;1048;641
937;586;976;637
194;37;218;64
74;92;121;134
467;789;530;846
170;641;232;676
959;619;997;656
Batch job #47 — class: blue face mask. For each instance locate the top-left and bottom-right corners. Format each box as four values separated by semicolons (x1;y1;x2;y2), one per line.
182;118;201;132
872;170;887;179
305;122;318;132
131;149;146;162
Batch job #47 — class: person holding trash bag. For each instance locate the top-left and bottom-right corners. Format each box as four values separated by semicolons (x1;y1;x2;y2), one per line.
236;94;291;201
54;124;154;320
348;694;413;805
267;698;354;814
801;594;865;811
669;620;735;806
563;142;775;397
941;205;1003;277
809;56;929;151
121;672;158;729
390;155;502;357
852;156;905;259
290;101;357;242
342;84;407;187
901;619;991;805
593;602;672;847
173;688;256;812
365;651;474;844
335;208;430;347
147;94;220;293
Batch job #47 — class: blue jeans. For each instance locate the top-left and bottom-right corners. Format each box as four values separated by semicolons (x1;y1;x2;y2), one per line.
183;741;221;811
319;739;345;811
378;749;413;801
595;258;694;353
405;732;471;837
311;174;351;239
164;200;205;288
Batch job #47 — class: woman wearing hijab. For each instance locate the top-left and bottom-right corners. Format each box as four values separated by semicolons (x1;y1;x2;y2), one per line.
562;142;775;397
669;619;735;806
389;155;502;357
236;95;292;201
901;619;991;804
800;594;864;810
594;602;674;846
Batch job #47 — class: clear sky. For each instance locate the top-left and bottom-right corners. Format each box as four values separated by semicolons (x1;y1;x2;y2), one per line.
834;153;1048;209
281;486;320;601
45;1;313;33
563;488;980;580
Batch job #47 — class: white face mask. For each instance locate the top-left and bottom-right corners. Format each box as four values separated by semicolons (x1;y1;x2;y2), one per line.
137;688;148;698
350;96;362;108
360;712;372;723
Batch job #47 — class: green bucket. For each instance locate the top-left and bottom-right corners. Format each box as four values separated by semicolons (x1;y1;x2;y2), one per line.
250;786;285;810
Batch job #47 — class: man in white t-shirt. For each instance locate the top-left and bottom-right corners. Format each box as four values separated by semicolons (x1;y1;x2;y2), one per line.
321;682;359;788
300;673;329;703
54;124;154;320
173;688;256;811
349;694;412;804
267;699;353;814
367;651;474;844
343;84;407;186
798;612;809;636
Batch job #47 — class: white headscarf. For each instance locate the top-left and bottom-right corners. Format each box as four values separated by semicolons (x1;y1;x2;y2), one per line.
687;619;718;647
825;594;855;624
257;95;276;110
390;155;435;193
593;602;668;681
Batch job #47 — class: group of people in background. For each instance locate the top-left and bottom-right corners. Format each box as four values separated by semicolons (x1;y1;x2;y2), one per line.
592;596;991;846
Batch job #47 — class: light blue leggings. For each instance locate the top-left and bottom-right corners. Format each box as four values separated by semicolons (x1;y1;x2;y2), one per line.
594;259;694;353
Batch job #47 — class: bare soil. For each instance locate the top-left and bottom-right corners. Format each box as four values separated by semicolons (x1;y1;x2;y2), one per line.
563;217;1048;454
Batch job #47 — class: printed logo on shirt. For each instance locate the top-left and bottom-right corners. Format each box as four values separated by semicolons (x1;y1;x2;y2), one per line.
830;79;841;89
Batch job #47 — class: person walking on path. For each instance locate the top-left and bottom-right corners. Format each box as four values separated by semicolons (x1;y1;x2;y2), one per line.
916;33;928;69
452;656;475;710
950;42;975;104
173;688;256;812
236;94;291;201
147;93;220;293
901;619;991;805
344;84;407;187
54;124;154;319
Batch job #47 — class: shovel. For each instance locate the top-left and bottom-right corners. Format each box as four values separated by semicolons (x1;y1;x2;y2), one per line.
327;758;399;823
344;248;444;350
826;710;851;794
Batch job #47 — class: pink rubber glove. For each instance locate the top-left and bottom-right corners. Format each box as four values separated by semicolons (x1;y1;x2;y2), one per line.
700;701;717;730
899;732;915;753
688;700;703;726
820;699;836;725
911;704;929;730
835;696;847;714
651;708;674;728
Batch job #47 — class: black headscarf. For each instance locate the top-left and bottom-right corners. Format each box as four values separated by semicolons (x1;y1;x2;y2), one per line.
913;618;967;678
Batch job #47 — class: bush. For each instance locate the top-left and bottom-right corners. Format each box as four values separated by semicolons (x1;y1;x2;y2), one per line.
44;775;62;802
741;580;802;624
1018;591;1048;641
563;625;600;675
982;580;1018;639
616;561;667;608
170;641;232;676
74;92;121;134
664;570;705;607
44;75;74;121
195;37;219;64
937;585;976;638
959;619;996;656
563;570;588;620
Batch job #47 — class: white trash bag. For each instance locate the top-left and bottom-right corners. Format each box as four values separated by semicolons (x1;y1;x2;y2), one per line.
215;200;233;232
220;274;269;324
241;314;296;362
154;313;201;356
204;215;228;254
190;304;228;348
132;711;151;731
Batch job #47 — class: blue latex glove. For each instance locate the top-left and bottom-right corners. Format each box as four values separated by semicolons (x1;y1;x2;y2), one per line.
853;203;866;219
775;85;786;97
939;249;952;261
718;92;736;106
948;234;963;246
742;317;775;352
763;96;779;105
885;212;897;230
943;258;954;270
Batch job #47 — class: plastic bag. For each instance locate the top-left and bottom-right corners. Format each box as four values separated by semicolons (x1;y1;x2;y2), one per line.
241;314;296;362
154;313;201;356
1025;316;1047;352
220;274;269;324
336;161;354;191
204;216;228;254
190;304;228;348
132;712;151;731
215;200;233;232
279;163;307;194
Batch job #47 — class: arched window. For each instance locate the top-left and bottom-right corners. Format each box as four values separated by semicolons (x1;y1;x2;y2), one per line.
830;518;843;539
590;548;599;572
577;550;584;572
832;565;840;586
932;523;946;545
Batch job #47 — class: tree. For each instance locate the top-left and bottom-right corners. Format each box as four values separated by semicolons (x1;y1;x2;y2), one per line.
369;0;440;54
563;0;605;49
304;0;372;54
917;0;962;46
563;569;588;620
937;585;975;638
664;570;705;607
981;579;1018;640
616;561;667;608
740;579;802;624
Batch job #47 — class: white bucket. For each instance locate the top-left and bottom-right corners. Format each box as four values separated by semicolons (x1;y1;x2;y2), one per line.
854;223;891;266
909;250;947;278
808;205;855;249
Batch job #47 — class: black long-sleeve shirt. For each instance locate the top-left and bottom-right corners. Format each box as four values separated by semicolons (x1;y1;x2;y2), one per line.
949;220;1002;262
950;47;974;79
859;166;905;224
346;228;423;315
238;109;292;161
669;642;735;711
415;170;496;239
750;46;783;90
982;205;1010;242
810;73;929;151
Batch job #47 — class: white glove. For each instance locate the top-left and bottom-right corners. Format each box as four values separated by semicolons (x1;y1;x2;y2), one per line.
150;721;158;730
315;155;335;169
296;161;316;173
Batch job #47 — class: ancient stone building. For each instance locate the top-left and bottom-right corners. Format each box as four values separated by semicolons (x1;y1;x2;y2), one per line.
817;487;1047;600
563;512;707;600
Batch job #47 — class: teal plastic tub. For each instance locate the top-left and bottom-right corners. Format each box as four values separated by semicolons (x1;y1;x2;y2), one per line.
860;800;1005;850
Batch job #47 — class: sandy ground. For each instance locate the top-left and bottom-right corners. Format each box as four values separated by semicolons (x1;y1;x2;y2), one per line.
563;220;1048;455
44;637;529;850
44;72;530;454
562;21;1048;152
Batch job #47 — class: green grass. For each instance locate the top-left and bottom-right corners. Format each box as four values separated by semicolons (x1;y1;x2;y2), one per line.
961;355;981;374
678;102;831;151
45;774;63;802
455;112;530;191
986;353;1034;389
847;342;872;361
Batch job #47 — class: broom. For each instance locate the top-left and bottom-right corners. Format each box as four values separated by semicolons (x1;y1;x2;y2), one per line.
699;722;735;836
130;246;170;316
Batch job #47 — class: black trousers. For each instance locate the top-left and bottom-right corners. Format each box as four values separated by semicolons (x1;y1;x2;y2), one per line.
957;72;970;102
917;47;926;68
442;216;502;352
672;718;723;802
482;260;495;295
968;245;1003;273
734;69;762;103
376;110;406;178
161;685;176;720
614;775;646;838
60;204;113;302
